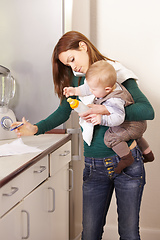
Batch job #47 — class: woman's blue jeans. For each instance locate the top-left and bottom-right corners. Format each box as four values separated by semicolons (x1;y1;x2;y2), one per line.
82;146;146;240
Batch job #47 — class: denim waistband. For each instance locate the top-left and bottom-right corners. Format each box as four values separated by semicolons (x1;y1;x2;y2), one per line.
85;145;141;167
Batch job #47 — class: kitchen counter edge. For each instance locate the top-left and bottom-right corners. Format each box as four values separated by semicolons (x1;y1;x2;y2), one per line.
0;133;72;188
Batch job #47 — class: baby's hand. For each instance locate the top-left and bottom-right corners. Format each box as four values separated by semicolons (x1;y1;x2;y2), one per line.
63;87;76;97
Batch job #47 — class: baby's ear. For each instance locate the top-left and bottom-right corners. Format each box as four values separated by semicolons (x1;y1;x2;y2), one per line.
105;86;112;94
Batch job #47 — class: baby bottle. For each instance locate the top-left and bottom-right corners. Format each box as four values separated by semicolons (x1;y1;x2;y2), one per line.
67;98;90;113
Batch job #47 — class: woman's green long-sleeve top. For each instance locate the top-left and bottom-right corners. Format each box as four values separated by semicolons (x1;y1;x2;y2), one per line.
36;77;154;158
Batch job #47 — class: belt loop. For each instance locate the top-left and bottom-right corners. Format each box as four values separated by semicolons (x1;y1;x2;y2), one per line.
136;145;143;158
92;158;95;169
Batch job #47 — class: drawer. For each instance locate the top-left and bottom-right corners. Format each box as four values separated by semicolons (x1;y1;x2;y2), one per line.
0;173;24;217
23;156;48;197
0;156;48;218
50;141;71;176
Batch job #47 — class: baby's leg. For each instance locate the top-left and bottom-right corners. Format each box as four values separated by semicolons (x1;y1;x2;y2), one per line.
112;142;134;174
137;137;154;163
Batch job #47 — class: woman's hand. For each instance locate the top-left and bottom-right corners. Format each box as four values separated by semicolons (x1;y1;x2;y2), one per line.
79;104;110;122
11;117;38;137
90;114;101;125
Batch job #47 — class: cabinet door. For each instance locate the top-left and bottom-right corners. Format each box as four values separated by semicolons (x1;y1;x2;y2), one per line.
22;180;51;240
0;178;56;240
48;164;69;240
21;165;70;240
0;200;23;240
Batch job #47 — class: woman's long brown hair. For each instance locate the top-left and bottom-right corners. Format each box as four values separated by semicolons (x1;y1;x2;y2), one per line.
52;31;112;100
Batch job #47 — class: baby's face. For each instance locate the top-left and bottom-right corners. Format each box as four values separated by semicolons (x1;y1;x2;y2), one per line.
88;81;107;98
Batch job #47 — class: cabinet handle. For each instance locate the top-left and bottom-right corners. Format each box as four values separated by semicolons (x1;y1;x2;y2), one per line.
59;150;70;156
68;168;74;191
48;187;55;213
2;187;19;196
21;210;30;239
33;165;46;173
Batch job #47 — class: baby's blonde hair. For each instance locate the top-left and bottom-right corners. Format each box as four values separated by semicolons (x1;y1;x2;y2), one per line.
86;60;117;88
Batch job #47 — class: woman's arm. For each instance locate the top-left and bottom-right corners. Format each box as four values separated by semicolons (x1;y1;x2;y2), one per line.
11;99;72;137
36;75;82;134
80;78;154;122
12;75;79;137
36;98;72;134
122;79;155;121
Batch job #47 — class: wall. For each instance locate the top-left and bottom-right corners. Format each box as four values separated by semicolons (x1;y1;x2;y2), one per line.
94;0;160;239
71;0;90;38
72;0;160;239
0;0;63;124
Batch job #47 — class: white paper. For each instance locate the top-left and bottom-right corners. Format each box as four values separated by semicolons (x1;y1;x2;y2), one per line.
0;138;42;156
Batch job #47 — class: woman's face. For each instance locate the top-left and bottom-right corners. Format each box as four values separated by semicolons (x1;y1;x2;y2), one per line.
59;41;90;74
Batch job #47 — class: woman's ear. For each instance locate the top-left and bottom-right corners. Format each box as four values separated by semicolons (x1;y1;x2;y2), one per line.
79;41;87;51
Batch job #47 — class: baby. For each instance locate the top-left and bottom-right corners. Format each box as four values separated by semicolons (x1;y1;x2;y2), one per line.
63;60;154;173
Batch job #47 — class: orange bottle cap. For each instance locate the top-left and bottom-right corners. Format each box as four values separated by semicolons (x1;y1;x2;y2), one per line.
67;98;79;109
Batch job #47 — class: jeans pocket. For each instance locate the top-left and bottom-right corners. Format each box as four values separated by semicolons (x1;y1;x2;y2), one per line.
83;163;92;182
122;148;145;181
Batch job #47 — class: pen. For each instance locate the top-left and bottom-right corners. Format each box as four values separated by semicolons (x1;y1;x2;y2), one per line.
10;120;29;131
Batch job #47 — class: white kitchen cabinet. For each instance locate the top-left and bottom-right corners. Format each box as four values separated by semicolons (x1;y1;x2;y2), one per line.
0;180;50;240
0;156;48;218
21;179;51;240
49;141;71;240
48;164;70;240
21;156;71;240
0;156;49;240
0;136;71;240
0;200;23;239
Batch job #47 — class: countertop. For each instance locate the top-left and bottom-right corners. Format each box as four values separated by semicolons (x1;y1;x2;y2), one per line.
0;133;72;188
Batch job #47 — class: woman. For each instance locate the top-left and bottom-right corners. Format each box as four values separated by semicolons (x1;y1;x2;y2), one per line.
12;31;154;240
